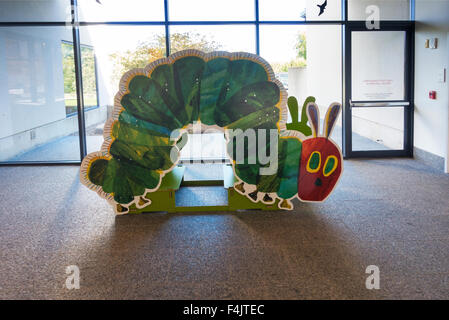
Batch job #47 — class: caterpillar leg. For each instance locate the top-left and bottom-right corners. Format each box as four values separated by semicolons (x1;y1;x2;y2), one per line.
248;190;259;202
234;182;246;194
262;193;275;204
279;199;293;210
136;196;151;209
116;204;129;215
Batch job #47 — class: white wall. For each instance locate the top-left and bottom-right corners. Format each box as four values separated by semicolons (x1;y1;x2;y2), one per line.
306;25;342;117
414;0;449;172
287;24;342;142
287;25;342;138
288;67;308;109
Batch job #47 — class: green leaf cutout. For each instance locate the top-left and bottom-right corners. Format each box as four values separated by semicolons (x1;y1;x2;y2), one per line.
286;96;314;137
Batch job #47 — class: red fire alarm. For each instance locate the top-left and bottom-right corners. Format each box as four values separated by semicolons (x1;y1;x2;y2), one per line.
429;91;437;100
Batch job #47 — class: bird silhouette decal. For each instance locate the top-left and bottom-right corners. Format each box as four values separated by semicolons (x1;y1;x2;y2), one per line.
317;0;327;16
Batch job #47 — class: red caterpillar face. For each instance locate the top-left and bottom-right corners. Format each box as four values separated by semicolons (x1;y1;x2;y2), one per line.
296;102;342;202
298;137;342;201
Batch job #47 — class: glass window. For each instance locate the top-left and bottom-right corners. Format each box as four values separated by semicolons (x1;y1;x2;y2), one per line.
260;25;342;148
260;25;306;89
259;0;341;21
352;107;404;151
348;0;410;21
0;0;70;22
259;0;306;21
61;42;98;116
169;25;255;162
79;25;166;154
169;0;254;21
180;133;227;162
169;25;256;54
0;27;80;162
305;0;341;21
307;25;343;148
78;0;165;22
351;31;406;101
80;45;98;109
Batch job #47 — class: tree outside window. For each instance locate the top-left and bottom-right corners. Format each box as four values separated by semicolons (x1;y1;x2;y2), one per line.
61;42;98;116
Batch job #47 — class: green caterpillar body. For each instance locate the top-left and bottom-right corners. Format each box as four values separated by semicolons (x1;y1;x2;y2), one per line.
80;50;306;213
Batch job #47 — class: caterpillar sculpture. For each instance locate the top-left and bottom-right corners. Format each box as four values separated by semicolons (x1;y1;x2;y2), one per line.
80;49;343;214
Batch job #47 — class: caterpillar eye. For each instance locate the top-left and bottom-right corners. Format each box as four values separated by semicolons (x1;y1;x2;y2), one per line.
306;151;321;173
323;155;338;177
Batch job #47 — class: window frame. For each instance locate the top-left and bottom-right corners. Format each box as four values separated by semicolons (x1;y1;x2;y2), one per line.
0;0;416;165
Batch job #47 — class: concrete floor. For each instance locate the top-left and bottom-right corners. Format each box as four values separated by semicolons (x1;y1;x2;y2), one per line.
0;159;448;299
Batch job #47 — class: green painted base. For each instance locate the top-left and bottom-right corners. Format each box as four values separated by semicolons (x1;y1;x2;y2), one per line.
128;165;279;214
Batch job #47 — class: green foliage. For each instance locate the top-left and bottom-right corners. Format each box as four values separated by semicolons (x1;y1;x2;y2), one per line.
109;32;222;87
80;46;97;101
62;43;76;94
286;96;313;137
270;31;307;73
170;32;221;53
296;32;307;60
271;58;306;73
61;42;98;113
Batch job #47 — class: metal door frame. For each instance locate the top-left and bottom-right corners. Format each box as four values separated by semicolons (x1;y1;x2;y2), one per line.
342;21;415;158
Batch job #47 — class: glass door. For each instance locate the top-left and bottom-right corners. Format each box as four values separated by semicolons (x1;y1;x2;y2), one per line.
343;23;414;158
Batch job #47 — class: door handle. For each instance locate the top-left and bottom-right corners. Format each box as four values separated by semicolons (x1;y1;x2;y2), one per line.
350;101;410;107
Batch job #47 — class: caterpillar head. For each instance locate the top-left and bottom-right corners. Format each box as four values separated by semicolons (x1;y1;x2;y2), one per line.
297;102;342;202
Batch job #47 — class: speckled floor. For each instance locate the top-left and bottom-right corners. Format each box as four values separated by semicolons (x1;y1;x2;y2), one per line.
0;159;448;299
